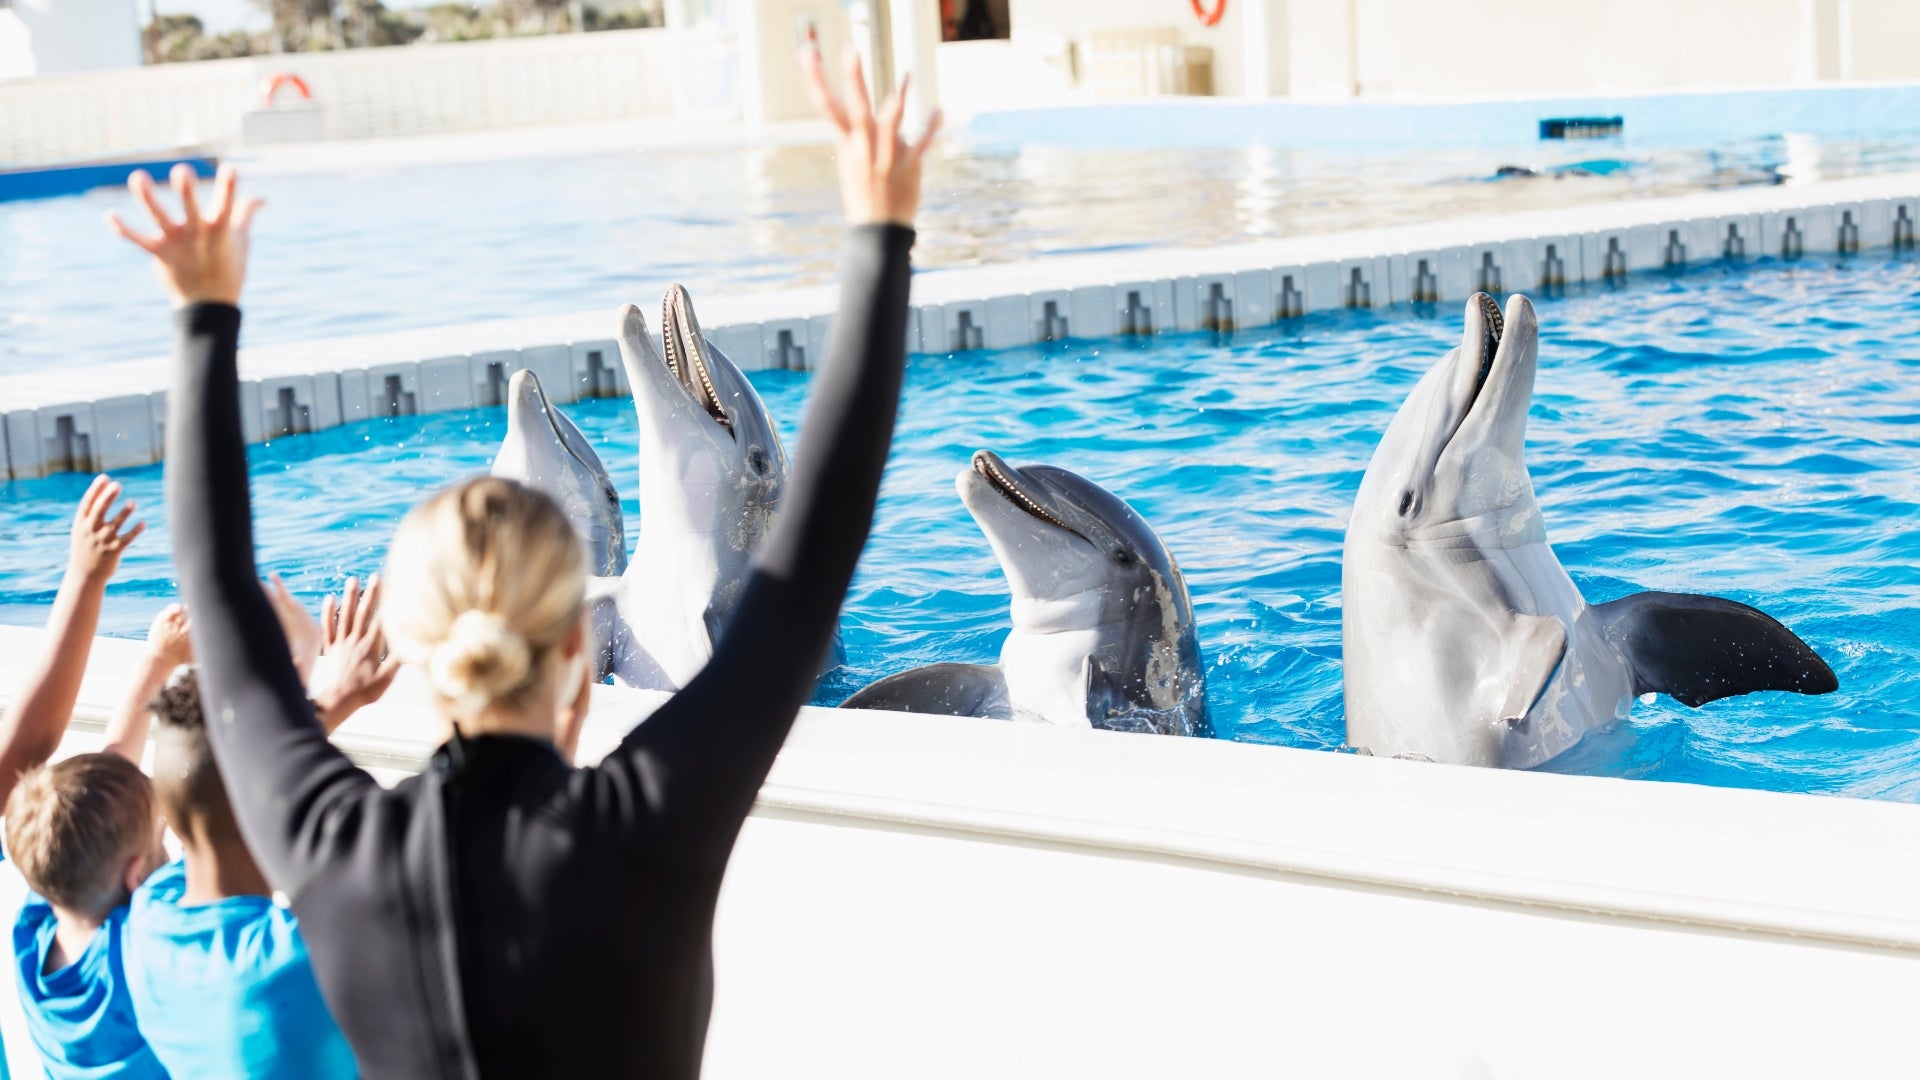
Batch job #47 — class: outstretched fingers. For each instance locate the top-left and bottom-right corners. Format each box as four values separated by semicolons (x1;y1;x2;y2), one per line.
77;475;111;520
878;73;911;147
208;164;238;230
911;107;944;162
104;212;163;256
128;170;179;237
802;45;850;133
352;575;381;639
171;164;202;227
233;196;265;236
844;49;874;137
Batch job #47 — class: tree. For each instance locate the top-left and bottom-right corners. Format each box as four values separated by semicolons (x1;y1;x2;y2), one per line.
253;0;342;52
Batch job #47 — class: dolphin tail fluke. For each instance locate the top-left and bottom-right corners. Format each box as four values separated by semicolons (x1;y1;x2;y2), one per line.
841;664;1011;719
1593;591;1838;708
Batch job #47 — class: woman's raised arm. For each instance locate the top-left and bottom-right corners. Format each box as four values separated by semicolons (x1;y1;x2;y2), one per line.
111;165;377;898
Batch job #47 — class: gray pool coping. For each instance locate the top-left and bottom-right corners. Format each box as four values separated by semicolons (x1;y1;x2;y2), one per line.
4;170;1918;479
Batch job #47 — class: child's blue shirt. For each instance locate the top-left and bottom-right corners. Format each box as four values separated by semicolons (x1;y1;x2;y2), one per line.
124;859;356;1080
13;896;166;1080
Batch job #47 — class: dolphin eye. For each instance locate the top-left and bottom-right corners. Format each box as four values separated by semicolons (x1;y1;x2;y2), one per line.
1398;490;1416;516
747;447;771;477
1112;549;1134;565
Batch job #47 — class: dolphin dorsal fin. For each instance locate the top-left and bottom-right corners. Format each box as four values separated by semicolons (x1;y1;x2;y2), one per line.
1492;613;1567;724
1592;592;1838;708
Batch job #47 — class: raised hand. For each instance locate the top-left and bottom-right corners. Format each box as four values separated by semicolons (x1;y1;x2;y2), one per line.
801;45;940;227
69;474;145;587
315;575;401;733
105;163;263;307
264;574;322;683
146;603;194;671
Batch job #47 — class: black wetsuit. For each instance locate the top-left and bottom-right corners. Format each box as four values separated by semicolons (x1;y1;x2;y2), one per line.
167;225;914;1078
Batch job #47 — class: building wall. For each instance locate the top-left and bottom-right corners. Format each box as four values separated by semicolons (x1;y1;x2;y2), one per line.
1348;0;1810;98
0;0;141;80
1846;0;1920;81
1006;0;1251;99
0;29;696;165
947;0;1920;110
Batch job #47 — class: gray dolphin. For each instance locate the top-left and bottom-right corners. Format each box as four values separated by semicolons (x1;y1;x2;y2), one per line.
1341;292;1836;769
843;451;1211;738
588;286;841;690
491;368;627;577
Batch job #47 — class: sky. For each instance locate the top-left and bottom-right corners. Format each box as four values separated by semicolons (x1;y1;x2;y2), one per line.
159;0;446;34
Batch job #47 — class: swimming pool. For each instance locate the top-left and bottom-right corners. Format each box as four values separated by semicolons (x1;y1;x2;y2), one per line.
2;251;1914;800
8;125;1920;376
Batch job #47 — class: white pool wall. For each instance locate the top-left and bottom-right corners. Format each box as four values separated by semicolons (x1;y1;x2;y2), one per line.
4;169;1918;481
0;625;1915;1077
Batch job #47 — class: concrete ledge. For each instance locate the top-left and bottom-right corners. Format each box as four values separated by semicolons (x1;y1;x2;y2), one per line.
5;172;1919;483
1;624;1917;1075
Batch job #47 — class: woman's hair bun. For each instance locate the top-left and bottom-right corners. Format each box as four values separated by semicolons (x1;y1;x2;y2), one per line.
427;609;532;710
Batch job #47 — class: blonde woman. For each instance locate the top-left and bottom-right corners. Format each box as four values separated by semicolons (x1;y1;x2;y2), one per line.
110;49;936;1078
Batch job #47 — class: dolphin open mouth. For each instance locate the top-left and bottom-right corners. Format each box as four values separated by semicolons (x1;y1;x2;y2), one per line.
1470;291;1505;403
663;286;733;434
972;451;1083;537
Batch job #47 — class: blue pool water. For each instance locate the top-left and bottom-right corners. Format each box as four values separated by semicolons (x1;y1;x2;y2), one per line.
3;255;1918;800
6;127;1920;375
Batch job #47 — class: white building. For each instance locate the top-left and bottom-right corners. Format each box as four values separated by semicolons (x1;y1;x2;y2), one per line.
0;0;143;82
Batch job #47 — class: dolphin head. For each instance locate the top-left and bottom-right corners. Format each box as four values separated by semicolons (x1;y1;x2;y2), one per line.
491;368;627;577
1355;292;1543;541
958;451;1208;734
617;288;787;558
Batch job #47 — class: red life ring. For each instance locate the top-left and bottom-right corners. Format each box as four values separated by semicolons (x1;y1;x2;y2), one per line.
259;73;313;109
1191;0;1226;27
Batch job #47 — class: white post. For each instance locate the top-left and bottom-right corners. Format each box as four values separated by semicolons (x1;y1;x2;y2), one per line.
1240;0;1289;98
885;0;942;128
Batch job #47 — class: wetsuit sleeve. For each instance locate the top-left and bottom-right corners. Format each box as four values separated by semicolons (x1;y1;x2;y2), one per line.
602;224;913;866
167;303;376;897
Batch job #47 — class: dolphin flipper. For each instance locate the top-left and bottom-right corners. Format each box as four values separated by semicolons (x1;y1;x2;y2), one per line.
1593;591;1838;708
842;664;1012;719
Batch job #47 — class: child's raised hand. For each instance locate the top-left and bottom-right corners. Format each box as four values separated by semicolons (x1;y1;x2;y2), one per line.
68;475;144;587
802;45;939;228
105;163;263;308
145;603;194;670
316;576;400;731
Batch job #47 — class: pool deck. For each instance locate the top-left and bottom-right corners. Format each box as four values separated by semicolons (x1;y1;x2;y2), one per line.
0;623;1915;1077
4;169;1918;480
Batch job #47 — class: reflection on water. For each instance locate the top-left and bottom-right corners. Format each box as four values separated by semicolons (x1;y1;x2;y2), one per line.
2;130;1919;373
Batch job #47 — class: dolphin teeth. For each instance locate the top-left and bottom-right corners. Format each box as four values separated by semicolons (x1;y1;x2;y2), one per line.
1474;293;1504;395
976;455;1077;535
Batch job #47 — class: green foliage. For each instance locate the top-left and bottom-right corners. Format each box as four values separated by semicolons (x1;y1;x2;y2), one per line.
583;3;662;31
142;0;662;63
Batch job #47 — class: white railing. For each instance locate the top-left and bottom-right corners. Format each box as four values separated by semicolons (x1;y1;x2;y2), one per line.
0;28;702;165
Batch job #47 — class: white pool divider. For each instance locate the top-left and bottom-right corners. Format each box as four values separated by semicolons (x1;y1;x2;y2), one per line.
5;171;1920;480
0;624;1915;1076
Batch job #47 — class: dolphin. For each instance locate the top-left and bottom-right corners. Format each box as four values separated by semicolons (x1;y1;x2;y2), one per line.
1341;292;1836;769
843;451;1211;738
589;286;840;690
491;368;627;577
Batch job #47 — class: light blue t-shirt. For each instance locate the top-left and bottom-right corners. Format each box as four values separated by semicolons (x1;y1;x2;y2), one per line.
13;895;166;1080
123;859;356;1080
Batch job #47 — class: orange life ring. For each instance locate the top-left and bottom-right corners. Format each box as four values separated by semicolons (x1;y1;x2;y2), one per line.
259;73;313;109
1190;0;1226;27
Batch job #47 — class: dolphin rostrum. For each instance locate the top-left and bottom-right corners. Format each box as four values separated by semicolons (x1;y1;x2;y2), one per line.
492;368;627;577
843;451;1211;738
589;286;840;690
1341;292;1836;769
